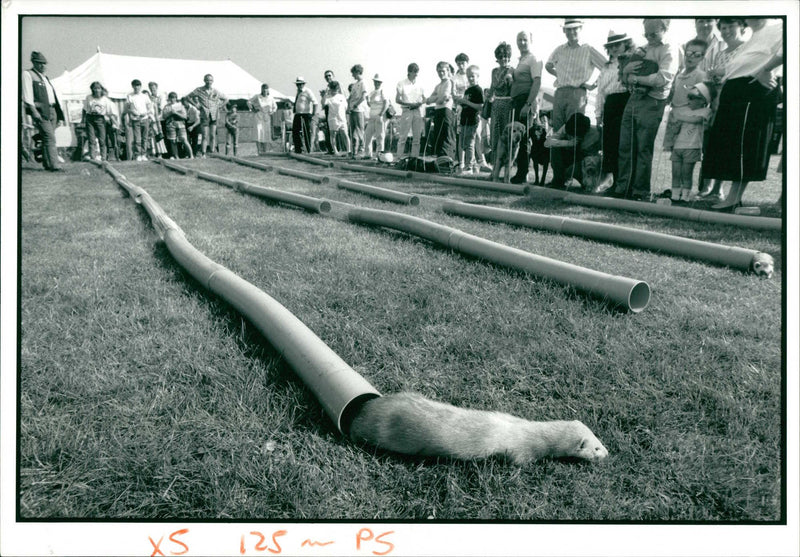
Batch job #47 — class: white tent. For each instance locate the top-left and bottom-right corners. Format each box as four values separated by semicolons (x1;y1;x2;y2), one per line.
51;50;291;147
52;51;290;103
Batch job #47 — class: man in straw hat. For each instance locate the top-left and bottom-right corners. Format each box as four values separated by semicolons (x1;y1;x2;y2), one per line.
544;19;607;185
292;76;318;153
22;50;65;171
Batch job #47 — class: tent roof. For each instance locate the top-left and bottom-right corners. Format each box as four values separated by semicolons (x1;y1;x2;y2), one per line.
51;51;291;102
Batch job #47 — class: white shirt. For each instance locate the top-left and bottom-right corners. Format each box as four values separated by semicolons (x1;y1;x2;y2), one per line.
396;78;426;116
724;22;783;82
21;69;57;106
325;92;348;131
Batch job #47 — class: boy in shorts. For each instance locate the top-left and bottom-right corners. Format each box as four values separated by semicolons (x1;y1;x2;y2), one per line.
163;92;193;159
225;102;239;156
664;83;713;203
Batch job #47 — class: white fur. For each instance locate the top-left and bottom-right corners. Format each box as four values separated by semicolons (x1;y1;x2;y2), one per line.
350;392;608;464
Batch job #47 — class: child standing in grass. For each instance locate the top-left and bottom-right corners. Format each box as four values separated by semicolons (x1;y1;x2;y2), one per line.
426;61;456;159
225;103;239;156
456;65;485;174
163;92;193;159
664;83;713;203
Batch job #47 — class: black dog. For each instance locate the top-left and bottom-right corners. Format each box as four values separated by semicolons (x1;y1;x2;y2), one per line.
528;118;550;186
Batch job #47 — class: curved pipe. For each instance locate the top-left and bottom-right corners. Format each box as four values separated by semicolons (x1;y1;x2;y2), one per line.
99;162;380;433
275;166;330;183
528;186;782;231
153;158;331;214
288;152;335;167
409;172;529;195
337;162;413;179
442;201;770;275
334;178;420;206
347;206;650;313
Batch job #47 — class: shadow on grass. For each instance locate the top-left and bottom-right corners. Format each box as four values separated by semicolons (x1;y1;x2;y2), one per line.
149;241;340;439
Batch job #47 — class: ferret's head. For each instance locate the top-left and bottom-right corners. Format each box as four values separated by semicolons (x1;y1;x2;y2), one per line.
565;421;609;462
751;252;774;279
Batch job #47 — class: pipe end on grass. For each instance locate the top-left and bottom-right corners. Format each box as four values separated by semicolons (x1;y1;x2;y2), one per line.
408;195;420;206
319;201;332;213
627;281;651;313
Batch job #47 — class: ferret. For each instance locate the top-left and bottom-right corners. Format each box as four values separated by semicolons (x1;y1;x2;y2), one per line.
751;252;775;279
349;392;608;464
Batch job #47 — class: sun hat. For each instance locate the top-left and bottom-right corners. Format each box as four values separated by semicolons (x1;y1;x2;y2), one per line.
31;51;47;63
372;73;382;82
562;19;584;29
689;82;712;103
604;31;630;46
295;76;306;84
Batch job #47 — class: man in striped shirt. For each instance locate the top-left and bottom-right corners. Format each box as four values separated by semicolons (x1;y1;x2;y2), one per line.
545;18;607;147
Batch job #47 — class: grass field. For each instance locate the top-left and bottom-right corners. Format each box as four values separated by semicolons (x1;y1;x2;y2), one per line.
17;148;784;522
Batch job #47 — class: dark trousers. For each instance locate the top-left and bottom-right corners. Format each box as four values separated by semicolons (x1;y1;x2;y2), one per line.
614;93;667;197
35;113;60;170
85;115;107;160
292;113;313;153
432;108;455;158
512;94;530;179
601;92;630;180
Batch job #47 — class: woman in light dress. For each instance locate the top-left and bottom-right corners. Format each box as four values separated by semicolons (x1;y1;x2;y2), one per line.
249;83;278;155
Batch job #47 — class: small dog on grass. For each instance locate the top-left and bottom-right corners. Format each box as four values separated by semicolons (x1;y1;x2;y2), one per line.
528;117;550;186
491;121;526;182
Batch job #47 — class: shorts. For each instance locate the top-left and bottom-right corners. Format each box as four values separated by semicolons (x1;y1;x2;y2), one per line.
670;148;701;164
200;111;218;127
166;120;187;141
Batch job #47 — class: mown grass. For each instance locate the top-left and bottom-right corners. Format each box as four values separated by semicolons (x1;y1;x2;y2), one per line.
18;151;783;521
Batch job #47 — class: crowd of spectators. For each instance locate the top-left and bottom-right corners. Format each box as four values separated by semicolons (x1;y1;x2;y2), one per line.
23;17;784;209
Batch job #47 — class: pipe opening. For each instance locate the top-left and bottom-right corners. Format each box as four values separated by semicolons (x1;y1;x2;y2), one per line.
408;196;420;206
338;392;382;435
628;281;651;313
319;201;332;213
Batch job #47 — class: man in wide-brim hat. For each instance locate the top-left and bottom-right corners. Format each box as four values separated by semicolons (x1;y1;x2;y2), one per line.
22;50;65;171
292;76;318;153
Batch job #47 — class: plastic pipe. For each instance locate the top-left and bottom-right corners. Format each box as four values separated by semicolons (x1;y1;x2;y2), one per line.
408;171;529;195
153;158;331;213
210;153;274;172
334;178;420;206
529;187;782;231
347;206;650;313
276;166;331;183
99;162;380;433
288;152;335;167
337;162;413;179
443;201;771;275
232;181;332;214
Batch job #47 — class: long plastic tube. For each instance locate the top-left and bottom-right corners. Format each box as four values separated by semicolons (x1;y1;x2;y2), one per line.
442;201;770;274
337;162;413;179
347;206;650;313
288;152;335;167
333;178;420;206
408;171;529;195
528;186;782;231
275;166;331;183
209;153;274;172
96;161;380;433
232;181;332;214
154;158;331;213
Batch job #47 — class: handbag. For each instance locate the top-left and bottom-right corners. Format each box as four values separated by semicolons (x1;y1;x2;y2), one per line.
384;104;396;119
481;100;492;120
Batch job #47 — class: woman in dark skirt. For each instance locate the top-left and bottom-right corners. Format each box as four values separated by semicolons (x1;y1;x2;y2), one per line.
701;18;783;211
